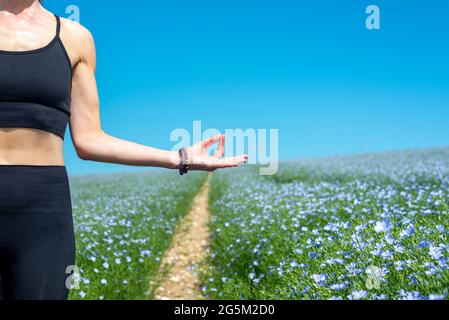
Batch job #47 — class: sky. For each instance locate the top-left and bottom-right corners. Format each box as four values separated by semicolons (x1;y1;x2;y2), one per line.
45;0;449;176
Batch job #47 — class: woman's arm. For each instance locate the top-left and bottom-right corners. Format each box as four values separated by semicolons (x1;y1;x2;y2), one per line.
64;21;247;171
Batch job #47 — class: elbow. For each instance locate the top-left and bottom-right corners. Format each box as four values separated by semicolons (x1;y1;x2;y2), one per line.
73;132;102;161
75;143;94;161
76;148;92;161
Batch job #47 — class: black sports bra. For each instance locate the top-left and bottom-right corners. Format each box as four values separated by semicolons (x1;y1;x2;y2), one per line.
0;14;72;139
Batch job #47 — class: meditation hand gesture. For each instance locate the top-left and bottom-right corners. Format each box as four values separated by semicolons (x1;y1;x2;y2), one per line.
184;134;248;172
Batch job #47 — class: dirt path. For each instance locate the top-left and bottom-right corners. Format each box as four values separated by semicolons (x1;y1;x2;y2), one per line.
152;174;212;300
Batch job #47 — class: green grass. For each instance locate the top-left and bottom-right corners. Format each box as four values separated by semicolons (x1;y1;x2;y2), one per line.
68;170;207;300
202;148;449;300
64;147;449;300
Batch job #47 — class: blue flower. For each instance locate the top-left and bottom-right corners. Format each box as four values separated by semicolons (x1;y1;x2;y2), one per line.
311;274;327;286
429;246;443;260
400;225;415;238
374;220;391;233
349;290;368;300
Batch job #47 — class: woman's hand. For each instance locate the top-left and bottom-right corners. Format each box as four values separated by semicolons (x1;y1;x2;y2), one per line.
185;134;248;172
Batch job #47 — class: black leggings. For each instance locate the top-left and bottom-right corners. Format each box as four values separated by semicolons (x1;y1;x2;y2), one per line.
0;165;76;300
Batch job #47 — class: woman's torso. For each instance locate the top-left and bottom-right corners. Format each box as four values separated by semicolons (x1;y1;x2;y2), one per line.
0;10;75;165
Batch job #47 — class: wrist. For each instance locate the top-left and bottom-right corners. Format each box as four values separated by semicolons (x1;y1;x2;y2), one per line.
167;150;180;170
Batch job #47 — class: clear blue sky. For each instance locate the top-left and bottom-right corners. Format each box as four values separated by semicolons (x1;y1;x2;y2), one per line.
46;0;449;175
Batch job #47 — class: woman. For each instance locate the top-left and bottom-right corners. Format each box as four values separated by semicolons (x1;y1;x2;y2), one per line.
0;0;247;300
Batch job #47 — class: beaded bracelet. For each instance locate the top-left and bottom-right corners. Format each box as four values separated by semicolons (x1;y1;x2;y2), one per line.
178;148;190;175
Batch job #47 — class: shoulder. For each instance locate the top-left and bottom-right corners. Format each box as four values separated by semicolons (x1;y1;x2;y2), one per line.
59;17;96;68
60;17;94;44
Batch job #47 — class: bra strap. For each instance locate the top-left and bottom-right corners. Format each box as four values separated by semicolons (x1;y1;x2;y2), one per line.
54;14;61;37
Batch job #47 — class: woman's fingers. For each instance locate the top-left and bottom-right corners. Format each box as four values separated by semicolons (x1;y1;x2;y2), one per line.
190;135;247;171
213;135;225;158
209;155;248;169
223;155;248;164
201;134;225;148
212;161;239;169
190;154;248;171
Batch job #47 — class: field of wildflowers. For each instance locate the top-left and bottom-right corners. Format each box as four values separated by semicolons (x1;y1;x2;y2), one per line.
203;148;449;300
68;171;207;300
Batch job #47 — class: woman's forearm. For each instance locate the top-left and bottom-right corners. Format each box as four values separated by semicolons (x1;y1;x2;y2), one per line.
74;130;179;169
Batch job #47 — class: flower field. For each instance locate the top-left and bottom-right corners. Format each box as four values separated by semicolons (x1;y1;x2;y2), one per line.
64;147;449;300
68;171;206;300
203;148;449;300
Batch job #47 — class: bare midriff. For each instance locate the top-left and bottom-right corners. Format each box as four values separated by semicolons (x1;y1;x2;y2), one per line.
0;129;64;166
